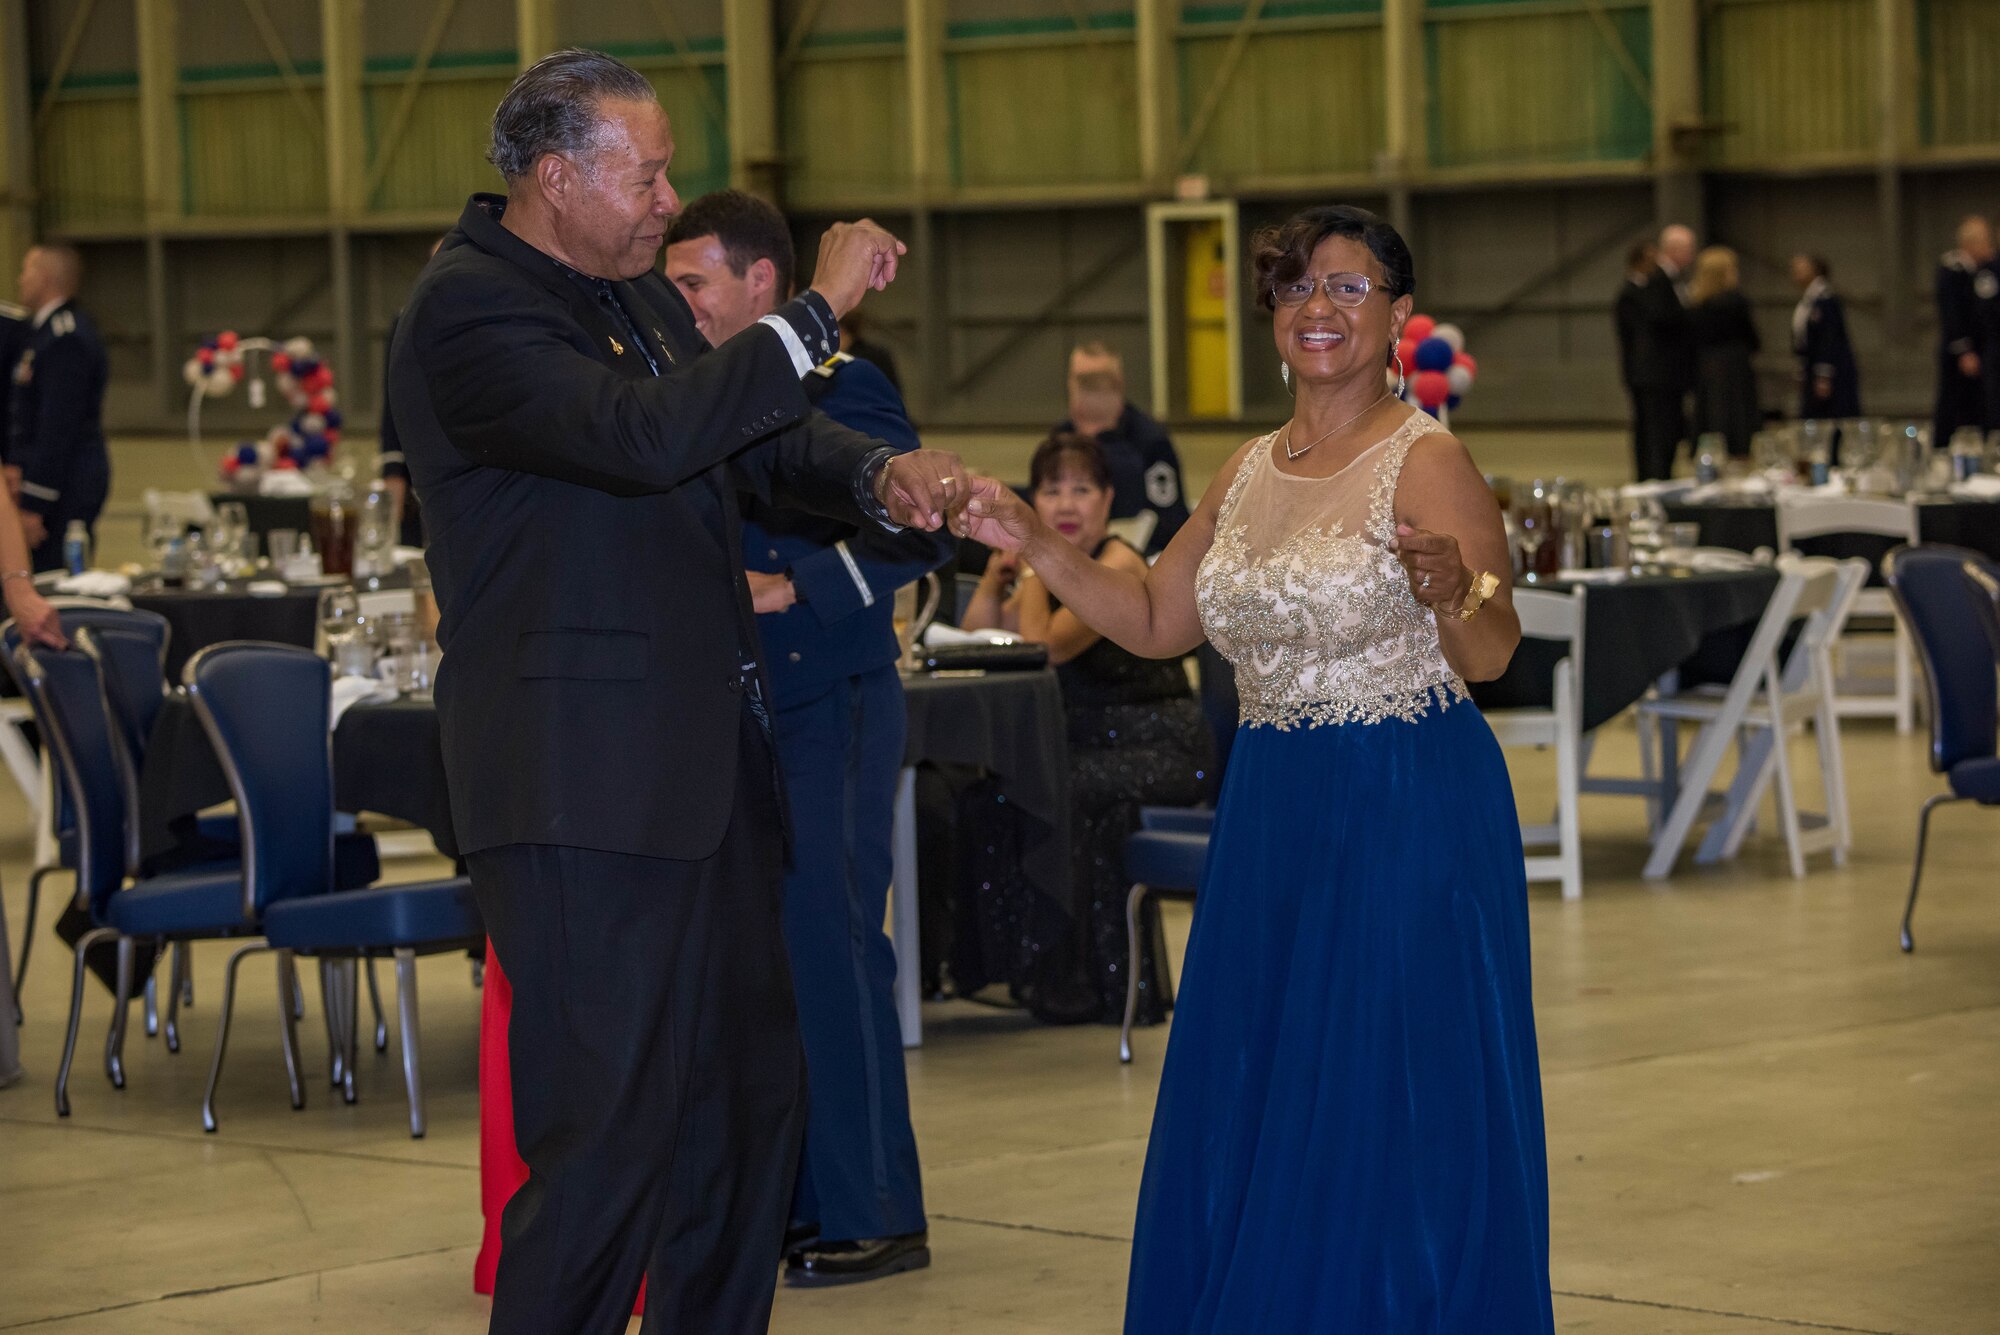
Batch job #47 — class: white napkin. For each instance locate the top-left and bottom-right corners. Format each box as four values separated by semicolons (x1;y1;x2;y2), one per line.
1949;475;2000;499
259;471;316;498
1685;476;1773;504
1686;549;1756;572
921;623;1020;648
329;675;394;731
53;570;132;598
1619;479;1695;499
1553;568;1627;584
245;580;289;597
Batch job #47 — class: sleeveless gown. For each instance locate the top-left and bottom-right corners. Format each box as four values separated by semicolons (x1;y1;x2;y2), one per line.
1124;412;1555;1333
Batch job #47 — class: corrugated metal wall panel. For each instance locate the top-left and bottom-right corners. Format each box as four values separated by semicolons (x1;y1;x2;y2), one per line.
1428;8;1651;168
363;77;513;213
647;68;732;202
1179;29;1384;180
36;96;147;231
781;56;911;208
949;45;1139;187
1920;0;2000;148
183;88;330;217
1704;0;1872;165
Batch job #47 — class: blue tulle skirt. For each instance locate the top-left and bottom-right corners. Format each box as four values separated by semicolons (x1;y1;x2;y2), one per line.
1125;700;1554;1334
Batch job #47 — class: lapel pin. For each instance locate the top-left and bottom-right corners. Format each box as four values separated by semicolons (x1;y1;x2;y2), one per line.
609;335;625;355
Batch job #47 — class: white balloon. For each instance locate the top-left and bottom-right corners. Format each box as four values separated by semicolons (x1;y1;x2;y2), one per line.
300;412;328;434
182;356;207;386
1433;323;1465;354
284;336;315;359
1446;364;1474;396
206;368;238;396
315;388;339;410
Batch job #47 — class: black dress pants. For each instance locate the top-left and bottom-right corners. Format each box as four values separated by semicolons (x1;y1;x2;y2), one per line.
469;709;807;1335
1629;385;1687;482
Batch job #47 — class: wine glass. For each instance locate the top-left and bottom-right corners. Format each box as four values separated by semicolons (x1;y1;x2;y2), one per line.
1513;481;1556;582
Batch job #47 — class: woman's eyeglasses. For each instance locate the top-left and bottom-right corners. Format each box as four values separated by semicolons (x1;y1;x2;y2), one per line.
1271;272;1375;308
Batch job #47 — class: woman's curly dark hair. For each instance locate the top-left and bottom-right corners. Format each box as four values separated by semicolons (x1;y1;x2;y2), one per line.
1250;205;1416;311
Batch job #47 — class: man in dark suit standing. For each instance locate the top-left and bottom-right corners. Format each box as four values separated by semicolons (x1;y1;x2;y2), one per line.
387;50;972;1335
1614;240;1657;460
1791;253;1861;420
1934;216;1993;449
1055;341;1189;553
1625;225;1696;480
7;245;109;571
666;189;951;1290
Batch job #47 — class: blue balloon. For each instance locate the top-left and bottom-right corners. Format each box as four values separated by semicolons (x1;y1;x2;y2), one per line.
235;442;260;465
1415;336;1455;372
324;408;344;430
1447;394;1462;410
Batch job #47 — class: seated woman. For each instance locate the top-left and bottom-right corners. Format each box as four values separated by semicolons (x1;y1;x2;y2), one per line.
961;433;1213;1025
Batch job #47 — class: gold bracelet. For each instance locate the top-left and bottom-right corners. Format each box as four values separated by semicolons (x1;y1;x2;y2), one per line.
1454;570;1500;621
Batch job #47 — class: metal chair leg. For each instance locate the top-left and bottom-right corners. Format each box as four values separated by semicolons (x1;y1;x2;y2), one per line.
164;942;186;1054
1120;884;1147;1065
15;864;60;1008
341;960;359;1105
394;949;425;1138
143;970;159;1038
178;941;195;1008
366;956;388;1053
1901;794;1961;952
288;957;303;1019
105;937;135;1089
203;943;267;1133
276;950;304;1111
320;959;344;1088
56;927;116;1117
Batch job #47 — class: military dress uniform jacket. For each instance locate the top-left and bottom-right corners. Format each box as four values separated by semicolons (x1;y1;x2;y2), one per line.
1793;282;1861;419
743;353;953;709
1056;401;1191;553
1935;251;1993;440
6;299;110;558
388;194;897;864
0;300;27;458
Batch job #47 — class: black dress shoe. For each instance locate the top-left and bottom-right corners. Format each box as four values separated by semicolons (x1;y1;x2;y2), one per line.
784;1230;931;1287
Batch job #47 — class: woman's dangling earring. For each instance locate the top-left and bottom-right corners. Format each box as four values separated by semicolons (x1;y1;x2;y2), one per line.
1281;361;1291;391
1393;351;1407;399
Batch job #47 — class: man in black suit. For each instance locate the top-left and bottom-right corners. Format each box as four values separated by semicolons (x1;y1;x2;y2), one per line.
1934;216;1994;449
1625;225;1696;480
1613;240;1656;459
387;49;972;1335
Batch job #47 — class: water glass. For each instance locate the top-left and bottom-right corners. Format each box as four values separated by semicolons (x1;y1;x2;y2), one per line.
269;529;300;566
1663;522;1702;561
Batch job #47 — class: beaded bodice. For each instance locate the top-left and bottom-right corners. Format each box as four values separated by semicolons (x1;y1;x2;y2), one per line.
1195;411;1467;729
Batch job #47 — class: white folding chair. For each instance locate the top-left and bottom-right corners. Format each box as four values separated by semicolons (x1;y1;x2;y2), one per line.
1775;494;1919;733
1485;587;1585;900
1638;556;1864;879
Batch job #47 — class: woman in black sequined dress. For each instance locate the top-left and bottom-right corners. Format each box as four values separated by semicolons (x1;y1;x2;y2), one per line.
962;434;1213;1024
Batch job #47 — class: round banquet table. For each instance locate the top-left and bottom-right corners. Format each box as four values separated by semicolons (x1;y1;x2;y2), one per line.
129;580;322;682
1469;566;1782;732
1664;495;2000;567
475;665;1071;1299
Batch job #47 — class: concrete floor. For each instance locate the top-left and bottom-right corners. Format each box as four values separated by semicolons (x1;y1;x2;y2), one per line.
2;428;1996;1333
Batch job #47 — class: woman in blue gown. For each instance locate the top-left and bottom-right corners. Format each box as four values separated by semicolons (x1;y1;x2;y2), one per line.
961;205;1554;1332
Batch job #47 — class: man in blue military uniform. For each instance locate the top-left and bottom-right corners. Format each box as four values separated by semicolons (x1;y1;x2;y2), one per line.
1934;215;1994;449
0;295;27;460
666;190;951;1287
7;245;109;572
1055;340;1188;553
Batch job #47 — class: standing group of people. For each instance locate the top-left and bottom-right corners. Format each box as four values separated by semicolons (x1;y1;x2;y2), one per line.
1615;223;1861;480
400;48;1552;1335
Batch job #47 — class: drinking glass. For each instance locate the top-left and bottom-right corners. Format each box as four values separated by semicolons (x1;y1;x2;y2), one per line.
317;586;361;660
310;488;356;577
1663;522;1702;562
1513;481;1557;582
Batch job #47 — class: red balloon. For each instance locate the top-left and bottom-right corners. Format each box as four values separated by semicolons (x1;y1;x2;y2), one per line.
271;352;292;373
216;330;239;351
1404;314;1437;343
1395;338;1419;372
306;367;334;392
229;364;245;381
221;455;240;475
308;392;332;414
1412;369;1451;407
273;455;299;470
1453;351;1478;376
324;428;342;444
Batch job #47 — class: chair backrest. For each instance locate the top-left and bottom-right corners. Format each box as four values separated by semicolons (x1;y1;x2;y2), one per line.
14;645;134;917
1770;554;1866;691
185;643;336;915
1195;642;1239;797
1886;545;2000;775
72;617;171;756
1514;587;1585;644
1775;495;1919;546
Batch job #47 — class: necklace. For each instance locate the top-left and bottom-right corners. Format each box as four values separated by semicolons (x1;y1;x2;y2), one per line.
1283;392;1391;461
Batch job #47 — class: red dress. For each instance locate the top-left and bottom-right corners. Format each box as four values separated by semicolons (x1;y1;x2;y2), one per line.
476;944;646;1313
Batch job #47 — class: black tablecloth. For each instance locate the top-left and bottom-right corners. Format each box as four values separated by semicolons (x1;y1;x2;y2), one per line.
1470;568;1780;732
139;695;457;864
1665;497;2000;568
209;493;313;545
902;668;1071;916
130;582;321;681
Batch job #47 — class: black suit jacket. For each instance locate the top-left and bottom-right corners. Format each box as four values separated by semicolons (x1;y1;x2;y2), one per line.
389;195;887;862
1626;268;1694;391
1613;278;1646;389
1795;287;1861;419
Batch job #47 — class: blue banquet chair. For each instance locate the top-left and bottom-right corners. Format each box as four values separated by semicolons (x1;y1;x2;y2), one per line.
1884;546;2000;952
191;643;479;1138
15;642;265;1118
1119;644;1238;1064
3;606;170;1025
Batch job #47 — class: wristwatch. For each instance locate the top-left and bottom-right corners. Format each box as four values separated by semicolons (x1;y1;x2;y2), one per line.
1455;569;1500;621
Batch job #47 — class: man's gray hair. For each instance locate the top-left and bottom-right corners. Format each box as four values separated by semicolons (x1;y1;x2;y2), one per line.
488;48;658;182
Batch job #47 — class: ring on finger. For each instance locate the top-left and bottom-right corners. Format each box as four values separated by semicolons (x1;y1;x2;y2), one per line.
1421;573;1431;589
